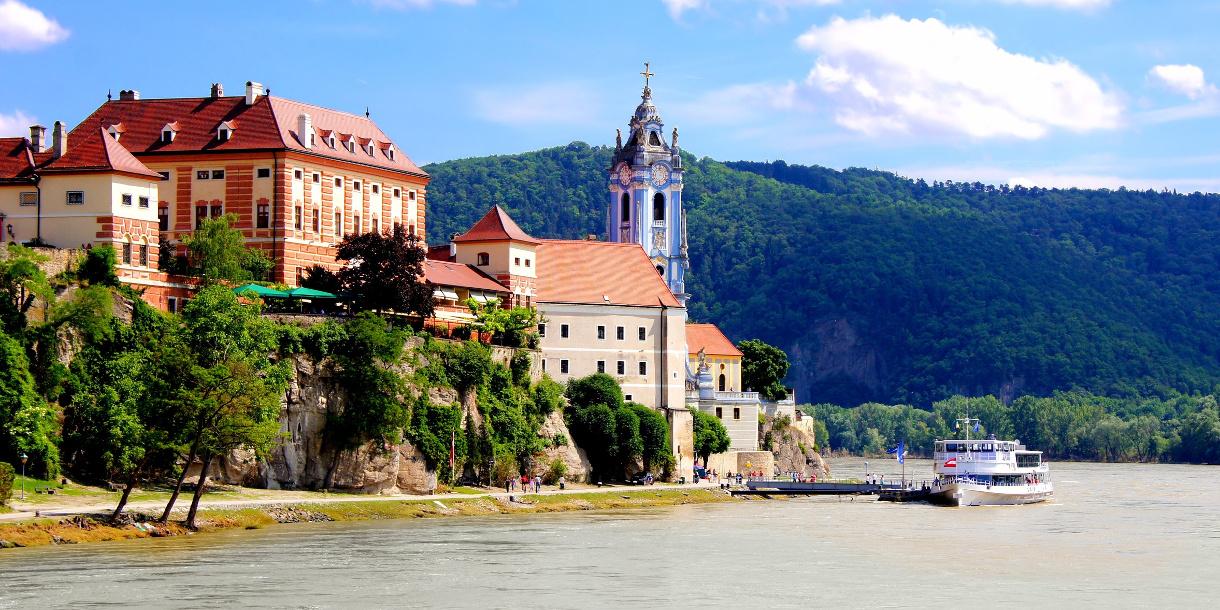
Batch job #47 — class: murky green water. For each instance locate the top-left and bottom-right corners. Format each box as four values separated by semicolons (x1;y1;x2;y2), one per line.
1;459;1216;608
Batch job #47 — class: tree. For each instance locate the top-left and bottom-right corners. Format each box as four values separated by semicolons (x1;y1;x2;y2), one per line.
335;224;434;317
183;215;272;284
0;330;59;478
690;407;730;466
301;264;342;295
565;373;624;411
630;403;670;474
466;298;538;347
738;339;790;401
0;244;52;335
568;403;617;480
325;314;411;473
78;245;119;287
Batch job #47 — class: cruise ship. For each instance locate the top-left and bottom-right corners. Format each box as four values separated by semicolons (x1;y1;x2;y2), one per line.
928;418;1053;506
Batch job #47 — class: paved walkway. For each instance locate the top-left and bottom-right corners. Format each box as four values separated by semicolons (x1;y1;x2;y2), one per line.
0;481;719;523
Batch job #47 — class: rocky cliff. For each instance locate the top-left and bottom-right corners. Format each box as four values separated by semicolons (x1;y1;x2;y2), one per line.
760;415;831;479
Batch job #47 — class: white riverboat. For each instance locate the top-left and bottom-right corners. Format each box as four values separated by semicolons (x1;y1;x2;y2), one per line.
929;418;1053;506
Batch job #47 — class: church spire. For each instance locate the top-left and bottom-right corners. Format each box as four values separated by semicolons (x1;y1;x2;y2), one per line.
641;61;654;99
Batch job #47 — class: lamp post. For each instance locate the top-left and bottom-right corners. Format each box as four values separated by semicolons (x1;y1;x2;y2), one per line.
19;453;28;501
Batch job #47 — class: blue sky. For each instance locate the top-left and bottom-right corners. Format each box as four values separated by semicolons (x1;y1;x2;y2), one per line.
3;0;1219;192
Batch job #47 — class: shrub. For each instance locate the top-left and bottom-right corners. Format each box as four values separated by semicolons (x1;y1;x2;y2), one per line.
543;458;568;485
78;246;119;287
510;351;532;386
533;377;565;416
445;341;492;391
0;462;12;506
565;373;624;411
302;320;348;359
491;449;519;485
551;433;568;448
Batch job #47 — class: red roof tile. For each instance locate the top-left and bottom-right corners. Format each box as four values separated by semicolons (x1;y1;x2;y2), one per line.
424;259;508;293
427;244;455;261
535;240;681;307
453;205;540;244
685;323;742;357
0;137;34;181
41;128;162;179
68;94;426;177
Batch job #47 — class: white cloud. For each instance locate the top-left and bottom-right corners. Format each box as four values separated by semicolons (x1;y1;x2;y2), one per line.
661;0;706;20
1148;64;1214;99
898;163;1220;194
795;15;1122;140
471;83;601;126
0;110;36;137
0;0;69;52
661;0;839;21
995;0;1111;10
672;81;806;124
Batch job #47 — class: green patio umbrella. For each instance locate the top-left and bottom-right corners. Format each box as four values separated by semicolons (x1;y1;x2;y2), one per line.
232;284;290;298
285;286;338;299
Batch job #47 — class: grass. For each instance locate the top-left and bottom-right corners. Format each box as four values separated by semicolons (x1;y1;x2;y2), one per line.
0;488;735;550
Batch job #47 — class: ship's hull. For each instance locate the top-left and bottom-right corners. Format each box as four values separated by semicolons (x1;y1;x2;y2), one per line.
929;482;1053;507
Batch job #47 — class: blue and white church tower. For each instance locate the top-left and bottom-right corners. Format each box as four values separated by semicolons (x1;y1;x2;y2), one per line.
607;63;690;305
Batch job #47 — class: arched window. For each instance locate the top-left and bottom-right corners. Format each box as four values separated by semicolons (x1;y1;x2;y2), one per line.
653;193;665;222
620;193;630;223
656;265;664;277
477;252;490;266
718;374;726;392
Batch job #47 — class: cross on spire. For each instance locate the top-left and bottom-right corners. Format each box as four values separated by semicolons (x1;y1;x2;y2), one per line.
641;61;654;93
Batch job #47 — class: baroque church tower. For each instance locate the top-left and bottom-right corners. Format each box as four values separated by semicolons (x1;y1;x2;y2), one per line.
607;63;690;305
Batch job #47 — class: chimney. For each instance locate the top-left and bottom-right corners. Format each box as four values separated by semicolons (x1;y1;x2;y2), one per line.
245;81;264;105
297;113;313;149
118;89;140;101
52;121;67;159
210;82;224;98
28;124;46;153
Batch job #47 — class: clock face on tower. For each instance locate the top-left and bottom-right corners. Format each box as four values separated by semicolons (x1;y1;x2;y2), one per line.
617;163;633;187
650;163;670;187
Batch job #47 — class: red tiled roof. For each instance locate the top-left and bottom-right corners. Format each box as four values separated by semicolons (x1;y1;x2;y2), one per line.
424;259;508;293
686;323;742;357
42;128;162;179
535;240;681;307
0;137;34;181
453;205;540;244
68;93;426;177
427;244;455;261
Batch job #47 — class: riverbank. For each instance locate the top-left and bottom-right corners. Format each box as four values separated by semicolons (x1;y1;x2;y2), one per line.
0;487;735;551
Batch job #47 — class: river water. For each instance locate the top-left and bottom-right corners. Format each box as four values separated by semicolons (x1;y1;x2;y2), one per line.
1;459;1217;608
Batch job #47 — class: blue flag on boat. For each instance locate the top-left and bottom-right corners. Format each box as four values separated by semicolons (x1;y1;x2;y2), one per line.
887;440;906;464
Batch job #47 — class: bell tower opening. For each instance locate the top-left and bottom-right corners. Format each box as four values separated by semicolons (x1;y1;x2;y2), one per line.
653;193;665;222
621;193;631;223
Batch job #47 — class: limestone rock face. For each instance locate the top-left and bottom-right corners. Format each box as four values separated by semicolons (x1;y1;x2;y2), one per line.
529;410;592;483
761;416;832;478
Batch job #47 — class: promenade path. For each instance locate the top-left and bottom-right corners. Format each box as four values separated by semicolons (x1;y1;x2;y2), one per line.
0;481;717;523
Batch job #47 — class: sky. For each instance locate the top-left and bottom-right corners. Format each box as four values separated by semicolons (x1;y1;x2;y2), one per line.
2;0;1219;192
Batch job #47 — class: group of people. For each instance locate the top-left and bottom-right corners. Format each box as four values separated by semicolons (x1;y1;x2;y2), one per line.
786;471;818;483
506;474;544;494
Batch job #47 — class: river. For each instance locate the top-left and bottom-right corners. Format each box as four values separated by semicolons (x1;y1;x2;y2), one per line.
1;459;1217;608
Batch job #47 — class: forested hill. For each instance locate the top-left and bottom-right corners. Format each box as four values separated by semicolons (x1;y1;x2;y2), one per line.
423;143;1220;406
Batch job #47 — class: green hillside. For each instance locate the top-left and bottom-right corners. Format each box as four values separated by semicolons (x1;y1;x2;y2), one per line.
423;143;1220;406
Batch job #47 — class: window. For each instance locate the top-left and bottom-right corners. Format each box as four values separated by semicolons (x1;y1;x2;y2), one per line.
538;323;546;337
139;244;148;267
408;191;416;201
211;170;225;180
733;407;741;420
335;177;343;188
597;326;605;340
560;324;569;338
525;258;531;267
312;173;320;183
638;327;646;341
157;171;170;180
514;257;521;266
196;170;210;180
620;193;630;223
334;211;342;236
121;194;133;206
617;361;625;375
138;196;149;208
167;297;179;314
294;206;303;229
257;203;269;229
616;326;625;340
67;191;84;205
256;168;271;179
625;394;633;402
560;359;569;374
312;209;320;232
210;204;223;218
715;407;723;419
371;184;379;194
353;180;361;192
393;188;400;198
719;374;726;392
541;359;547;372
354;214;361;233
218;128;231;142
158;206;169;231
476;252;490;266
597;361;605;373
371;217;379;233
19;192;36;206
639;361;647;375
653;193;665;222
121;242;132;264
161;130;174;143
294;169;303;180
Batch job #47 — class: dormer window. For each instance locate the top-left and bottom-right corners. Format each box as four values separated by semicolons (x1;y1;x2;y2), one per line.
107;123;124;141
217;121;236;142
161;129;175;143
387;144;396;161
328;135;336;148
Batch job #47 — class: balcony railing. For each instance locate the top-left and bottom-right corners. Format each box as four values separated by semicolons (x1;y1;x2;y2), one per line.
652;219;666;228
